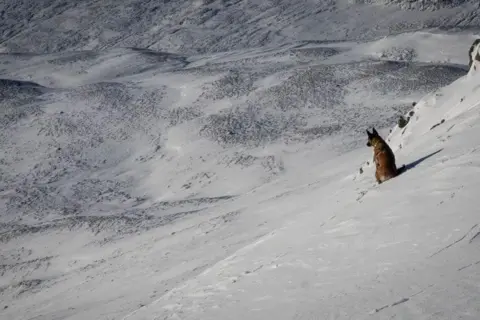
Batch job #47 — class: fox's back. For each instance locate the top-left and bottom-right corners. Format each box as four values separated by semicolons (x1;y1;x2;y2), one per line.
374;141;397;178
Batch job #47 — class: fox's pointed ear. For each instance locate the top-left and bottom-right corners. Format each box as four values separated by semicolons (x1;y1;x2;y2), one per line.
372;127;379;136
366;129;372;137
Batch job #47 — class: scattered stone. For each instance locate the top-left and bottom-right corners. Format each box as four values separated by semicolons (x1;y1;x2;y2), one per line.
398;115;409;128
430;119;445;130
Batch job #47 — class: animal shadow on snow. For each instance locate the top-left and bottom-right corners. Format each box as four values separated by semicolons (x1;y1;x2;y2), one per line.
398;148;443;176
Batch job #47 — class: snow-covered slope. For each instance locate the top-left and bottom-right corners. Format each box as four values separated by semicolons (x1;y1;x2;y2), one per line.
124;42;480;320
2;1;480;319
1;34;479;320
116;53;480;320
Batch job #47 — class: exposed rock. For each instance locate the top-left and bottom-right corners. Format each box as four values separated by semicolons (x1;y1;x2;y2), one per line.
398;115;409;128
468;39;480;69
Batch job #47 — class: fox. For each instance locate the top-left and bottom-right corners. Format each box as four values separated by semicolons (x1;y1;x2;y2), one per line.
366;128;405;184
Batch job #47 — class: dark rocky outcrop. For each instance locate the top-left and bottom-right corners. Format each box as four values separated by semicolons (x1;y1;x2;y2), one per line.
468;39;480;69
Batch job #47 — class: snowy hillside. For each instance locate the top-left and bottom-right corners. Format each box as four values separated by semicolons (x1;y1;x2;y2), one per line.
1;0;480;53
123;42;480;320
2;1;480;319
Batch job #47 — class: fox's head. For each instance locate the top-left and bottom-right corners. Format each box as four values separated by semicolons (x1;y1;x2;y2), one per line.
366;128;382;147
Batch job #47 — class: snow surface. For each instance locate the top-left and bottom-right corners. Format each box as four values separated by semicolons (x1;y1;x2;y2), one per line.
1;0;480;54
2;1;480;319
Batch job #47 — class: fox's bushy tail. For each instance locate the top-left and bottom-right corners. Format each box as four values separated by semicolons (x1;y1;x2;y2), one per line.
396;164;406;176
